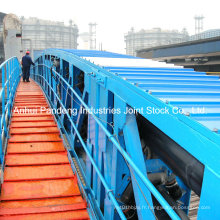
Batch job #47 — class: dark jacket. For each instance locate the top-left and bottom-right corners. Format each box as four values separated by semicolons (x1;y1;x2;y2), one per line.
22;55;34;68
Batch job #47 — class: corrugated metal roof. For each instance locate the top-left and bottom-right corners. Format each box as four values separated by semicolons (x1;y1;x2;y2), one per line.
60;49;141;59
61;49;220;134
111;67;220;133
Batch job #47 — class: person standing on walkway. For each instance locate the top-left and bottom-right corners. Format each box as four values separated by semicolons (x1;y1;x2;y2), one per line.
21;51;35;82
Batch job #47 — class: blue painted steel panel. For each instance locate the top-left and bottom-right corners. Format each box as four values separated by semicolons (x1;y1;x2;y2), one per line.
59;49;141;59
104;66;194;71
127;78;220;85
138;83;220;92
111;69;207;75
119;74;220;80
197;166;220;219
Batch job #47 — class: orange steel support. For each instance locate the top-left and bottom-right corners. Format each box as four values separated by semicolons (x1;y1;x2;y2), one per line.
0;80;90;219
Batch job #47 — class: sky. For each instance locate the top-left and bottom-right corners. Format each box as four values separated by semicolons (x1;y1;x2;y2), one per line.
1;0;220;53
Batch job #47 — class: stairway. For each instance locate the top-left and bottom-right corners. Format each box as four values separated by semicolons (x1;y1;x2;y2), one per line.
0;80;90;219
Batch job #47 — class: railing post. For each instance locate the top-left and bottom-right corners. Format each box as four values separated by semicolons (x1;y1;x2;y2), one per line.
0;115;2;163
7;60;11;119
6;62;9;101
2;67;8;139
33;60;36;81
42;55;45;89
0;114;2;163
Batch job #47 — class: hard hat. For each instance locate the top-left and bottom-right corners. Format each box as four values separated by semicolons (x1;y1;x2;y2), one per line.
26;51;30;54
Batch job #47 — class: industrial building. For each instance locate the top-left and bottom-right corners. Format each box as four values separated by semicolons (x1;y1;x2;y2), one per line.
0;12;6;64
0;14;79;62
125;28;189;56
78;32;90;49
137;32;220;72
189;28;220;41
2;14;22;61
21;17;79;57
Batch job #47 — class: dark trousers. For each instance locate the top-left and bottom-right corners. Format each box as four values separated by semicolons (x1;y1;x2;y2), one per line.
23;66;30;81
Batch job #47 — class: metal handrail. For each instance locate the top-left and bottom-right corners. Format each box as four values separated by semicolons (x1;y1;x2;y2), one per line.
31;66;126;220
0;57;21;164
32;62;181;220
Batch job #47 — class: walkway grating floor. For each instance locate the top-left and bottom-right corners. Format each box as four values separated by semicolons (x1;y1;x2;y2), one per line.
0;80;90;219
